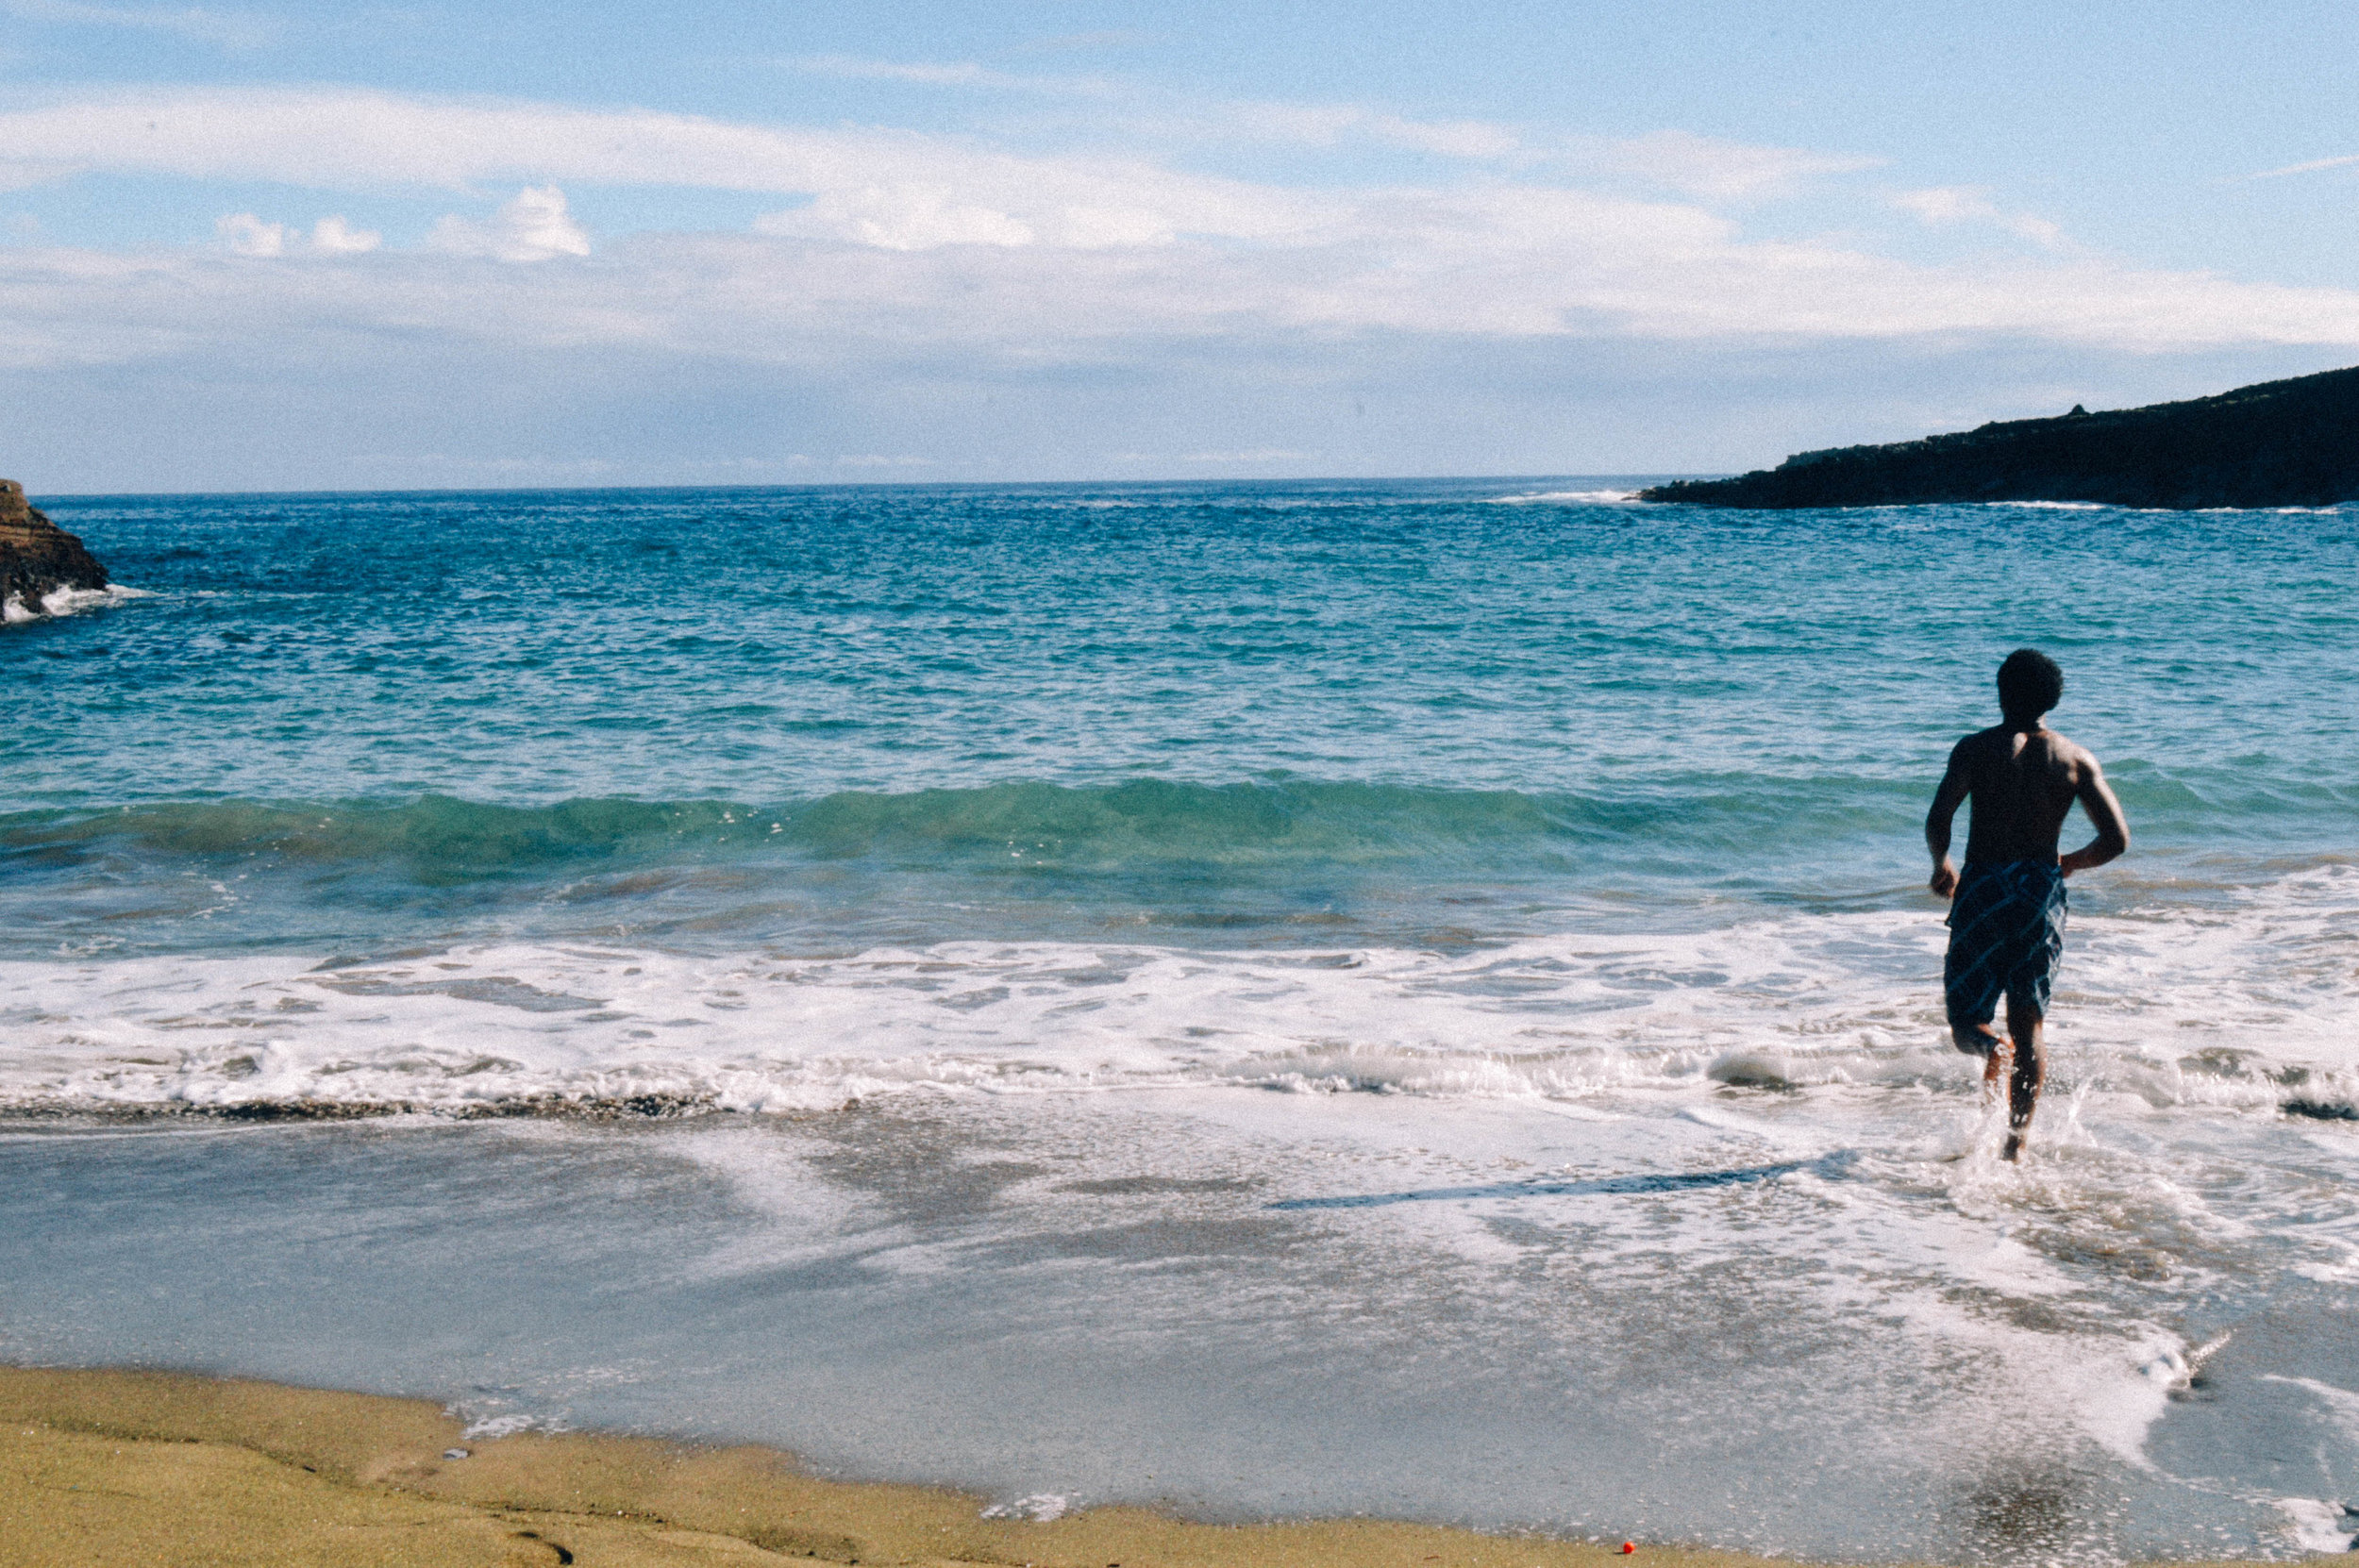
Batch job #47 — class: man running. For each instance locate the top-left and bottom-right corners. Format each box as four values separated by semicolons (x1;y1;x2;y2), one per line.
1925;649;2130;1159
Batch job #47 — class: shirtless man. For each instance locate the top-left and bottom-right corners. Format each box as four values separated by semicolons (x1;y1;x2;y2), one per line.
1925;649;2131;1159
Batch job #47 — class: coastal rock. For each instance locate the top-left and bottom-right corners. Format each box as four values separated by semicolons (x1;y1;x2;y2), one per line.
1639;363;2359;509
0;478;109;617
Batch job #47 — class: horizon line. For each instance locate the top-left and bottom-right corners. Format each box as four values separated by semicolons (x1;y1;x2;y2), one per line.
25;473;1719;502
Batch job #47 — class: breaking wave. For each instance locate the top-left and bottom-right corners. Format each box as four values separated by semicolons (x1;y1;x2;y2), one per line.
2;583;151;625
6;859;2351;1120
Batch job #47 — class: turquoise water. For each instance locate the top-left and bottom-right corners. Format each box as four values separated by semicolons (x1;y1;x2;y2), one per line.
6;482;2359;1564
8;482;2353;959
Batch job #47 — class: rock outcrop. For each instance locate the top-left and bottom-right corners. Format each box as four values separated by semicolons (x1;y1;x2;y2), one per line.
1640;364;2359;509
0;479;109;616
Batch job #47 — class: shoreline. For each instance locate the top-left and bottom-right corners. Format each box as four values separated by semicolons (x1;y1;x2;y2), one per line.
1;1362;1741;1568
0;1364;2271;1568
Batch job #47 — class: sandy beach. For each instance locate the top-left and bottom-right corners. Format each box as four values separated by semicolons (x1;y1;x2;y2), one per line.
0;1363;1876;1568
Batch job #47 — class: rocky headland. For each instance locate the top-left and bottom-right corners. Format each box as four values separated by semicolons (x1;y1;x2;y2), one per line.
1640;363;2359;509
0;478;109;618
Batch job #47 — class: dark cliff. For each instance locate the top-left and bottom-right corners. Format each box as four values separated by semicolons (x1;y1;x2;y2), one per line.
1639;364;2359;510
0;479;109;615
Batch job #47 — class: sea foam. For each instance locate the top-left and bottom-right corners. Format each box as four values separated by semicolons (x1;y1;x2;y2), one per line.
7;862;2351;1119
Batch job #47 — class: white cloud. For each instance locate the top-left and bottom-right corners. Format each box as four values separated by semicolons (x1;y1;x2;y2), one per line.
214;210;283;256
1213;101;1521;158
754;185;1184;251
0;87;1319;250
0;86;1864;275
8;196;2351;388
1892;185;2064;246
1581;130;1884;200
760;187;1037;251
2;0;271;49
427;186;589;262
0;160;75;193
215;210;381;257
0;85;2353;391
306;214;379;255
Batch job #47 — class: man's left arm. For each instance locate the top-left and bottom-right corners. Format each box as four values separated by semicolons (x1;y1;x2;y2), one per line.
2060;755;2131;876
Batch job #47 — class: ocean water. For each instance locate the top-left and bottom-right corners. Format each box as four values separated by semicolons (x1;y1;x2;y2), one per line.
4;479;2358;1563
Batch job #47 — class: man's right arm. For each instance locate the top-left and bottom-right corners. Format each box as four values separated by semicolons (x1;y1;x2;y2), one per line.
2060;753;2131;876
1925;740;1971;898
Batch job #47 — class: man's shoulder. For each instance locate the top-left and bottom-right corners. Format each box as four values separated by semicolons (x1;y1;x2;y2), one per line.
2038;727;2098;762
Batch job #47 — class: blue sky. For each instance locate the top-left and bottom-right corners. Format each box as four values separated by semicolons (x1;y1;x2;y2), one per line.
5;1;2357;491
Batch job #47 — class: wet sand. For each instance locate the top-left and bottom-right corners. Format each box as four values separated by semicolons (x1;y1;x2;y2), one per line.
0;1365;2269;1568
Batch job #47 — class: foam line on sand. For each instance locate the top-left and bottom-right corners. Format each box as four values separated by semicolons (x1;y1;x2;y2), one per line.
0;1365;2260;1568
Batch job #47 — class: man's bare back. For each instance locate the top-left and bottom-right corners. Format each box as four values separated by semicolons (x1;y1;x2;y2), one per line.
1924;650;2130;1159
1929;726;2126;884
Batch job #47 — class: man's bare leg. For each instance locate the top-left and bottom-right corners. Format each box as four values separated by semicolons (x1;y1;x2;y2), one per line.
2000;995;2047;1160
1954;1023;2007;1069
1953;1023;2015;1140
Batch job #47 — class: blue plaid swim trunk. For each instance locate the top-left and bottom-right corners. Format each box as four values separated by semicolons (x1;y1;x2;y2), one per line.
1944;859;2067;1044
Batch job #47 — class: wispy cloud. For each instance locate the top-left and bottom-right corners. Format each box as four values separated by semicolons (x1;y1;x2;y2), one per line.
0;87;1319;246
1891;185;2064;246
784;55;1118;97
1576;130;1884;200
778;55;1523;161
3;0;272;50
2244;151;2359;179
771;58;1902;186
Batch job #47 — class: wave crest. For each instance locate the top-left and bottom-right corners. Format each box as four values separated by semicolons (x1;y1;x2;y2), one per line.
0;777;1913;883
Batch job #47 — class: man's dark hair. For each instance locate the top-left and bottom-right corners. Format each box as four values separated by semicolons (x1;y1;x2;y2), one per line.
1997;648;2065;724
